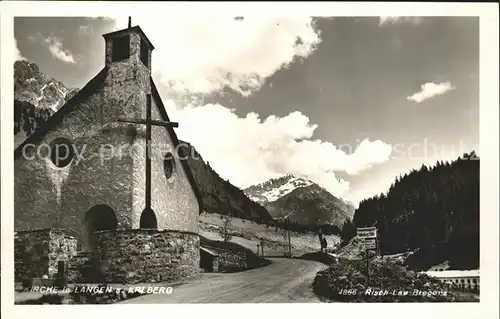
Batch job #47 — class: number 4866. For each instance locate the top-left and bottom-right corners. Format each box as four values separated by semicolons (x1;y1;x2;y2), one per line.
339;289;357;295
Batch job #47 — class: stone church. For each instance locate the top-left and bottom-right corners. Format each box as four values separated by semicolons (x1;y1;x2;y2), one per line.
14;21;203;284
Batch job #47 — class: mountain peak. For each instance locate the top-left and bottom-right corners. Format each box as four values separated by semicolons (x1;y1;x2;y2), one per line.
15;59;40;74
14;60;80;147
14;60;79;112
244;174;356;227
244;173;313;204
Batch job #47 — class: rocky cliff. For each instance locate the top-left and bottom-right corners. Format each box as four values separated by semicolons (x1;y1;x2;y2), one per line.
14;60;79;148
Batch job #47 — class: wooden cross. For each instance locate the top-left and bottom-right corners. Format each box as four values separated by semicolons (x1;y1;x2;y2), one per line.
117;94;178;212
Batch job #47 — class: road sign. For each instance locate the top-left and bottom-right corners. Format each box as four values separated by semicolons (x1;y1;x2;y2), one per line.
362;238;377;250
357;227;377;251
357;227;377;239
357;227;378;286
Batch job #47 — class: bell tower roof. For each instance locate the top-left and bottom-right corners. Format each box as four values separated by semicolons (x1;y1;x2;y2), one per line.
102;25;155;51
102;17;155;71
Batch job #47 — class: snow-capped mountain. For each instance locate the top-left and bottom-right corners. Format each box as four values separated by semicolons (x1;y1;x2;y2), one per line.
244;173;313;204
14;60;79;148
15;60;79;112
244;174;355;227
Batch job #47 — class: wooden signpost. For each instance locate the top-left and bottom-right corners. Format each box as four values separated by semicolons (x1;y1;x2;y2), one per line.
357;226;378;285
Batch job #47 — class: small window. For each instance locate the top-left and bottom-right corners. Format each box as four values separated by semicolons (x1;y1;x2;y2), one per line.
163;152;175;179
140;38;149;67
112;35;130;62
50;138;74;168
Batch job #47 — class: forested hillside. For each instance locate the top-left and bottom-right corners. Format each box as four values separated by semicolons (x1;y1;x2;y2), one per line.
181;141;273;221
353;152;479;270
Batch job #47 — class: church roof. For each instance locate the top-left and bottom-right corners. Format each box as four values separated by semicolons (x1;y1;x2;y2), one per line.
102;26;155;50
14;66;203;214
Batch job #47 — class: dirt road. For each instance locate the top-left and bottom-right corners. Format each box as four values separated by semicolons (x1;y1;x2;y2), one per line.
120;258;328;303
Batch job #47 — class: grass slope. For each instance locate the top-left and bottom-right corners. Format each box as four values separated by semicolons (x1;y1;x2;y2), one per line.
199;213;341;256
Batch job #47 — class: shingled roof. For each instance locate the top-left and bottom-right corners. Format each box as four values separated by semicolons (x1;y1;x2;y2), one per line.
13;67;203;214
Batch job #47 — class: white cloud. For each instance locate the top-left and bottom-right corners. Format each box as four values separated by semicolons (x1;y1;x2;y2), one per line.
14;39;25;62
111;16;321;96
26;33;76;63
104;15;392;202
407;82;455;103
166;101;393;199
43;36;76;64
7;35;25;63
379;17;423;27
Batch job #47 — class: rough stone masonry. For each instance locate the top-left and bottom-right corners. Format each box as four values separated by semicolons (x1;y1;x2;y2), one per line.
14;22;203;283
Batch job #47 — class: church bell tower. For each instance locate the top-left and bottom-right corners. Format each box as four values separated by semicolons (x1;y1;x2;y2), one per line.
102;17;154;72
101;17;155;128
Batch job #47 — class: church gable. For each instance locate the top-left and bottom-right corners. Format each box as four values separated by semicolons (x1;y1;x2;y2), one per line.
14;67;137;233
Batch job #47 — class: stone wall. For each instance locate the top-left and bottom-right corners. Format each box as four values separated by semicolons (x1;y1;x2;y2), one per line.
93;229;199;284
48;229;78;276
213;257;220;273
15;230;50;281
67;252;93;283
15;229;77;281
200;244;266;273
211;248;248;272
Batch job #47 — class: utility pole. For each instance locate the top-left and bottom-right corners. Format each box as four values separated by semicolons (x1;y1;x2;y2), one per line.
286;217;292;257
358;226;377;286
366;249;370;285
374;220;381;256
288;228;291;256
377;235;381;256
317;218;323;253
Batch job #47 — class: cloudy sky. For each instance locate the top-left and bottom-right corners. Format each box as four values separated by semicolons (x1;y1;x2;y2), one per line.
13;16;479;205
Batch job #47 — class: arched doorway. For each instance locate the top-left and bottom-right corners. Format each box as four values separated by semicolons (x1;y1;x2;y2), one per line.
82;205;118;252
140;207;158;229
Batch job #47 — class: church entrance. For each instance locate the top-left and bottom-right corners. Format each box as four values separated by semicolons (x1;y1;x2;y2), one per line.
82;204;118;252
